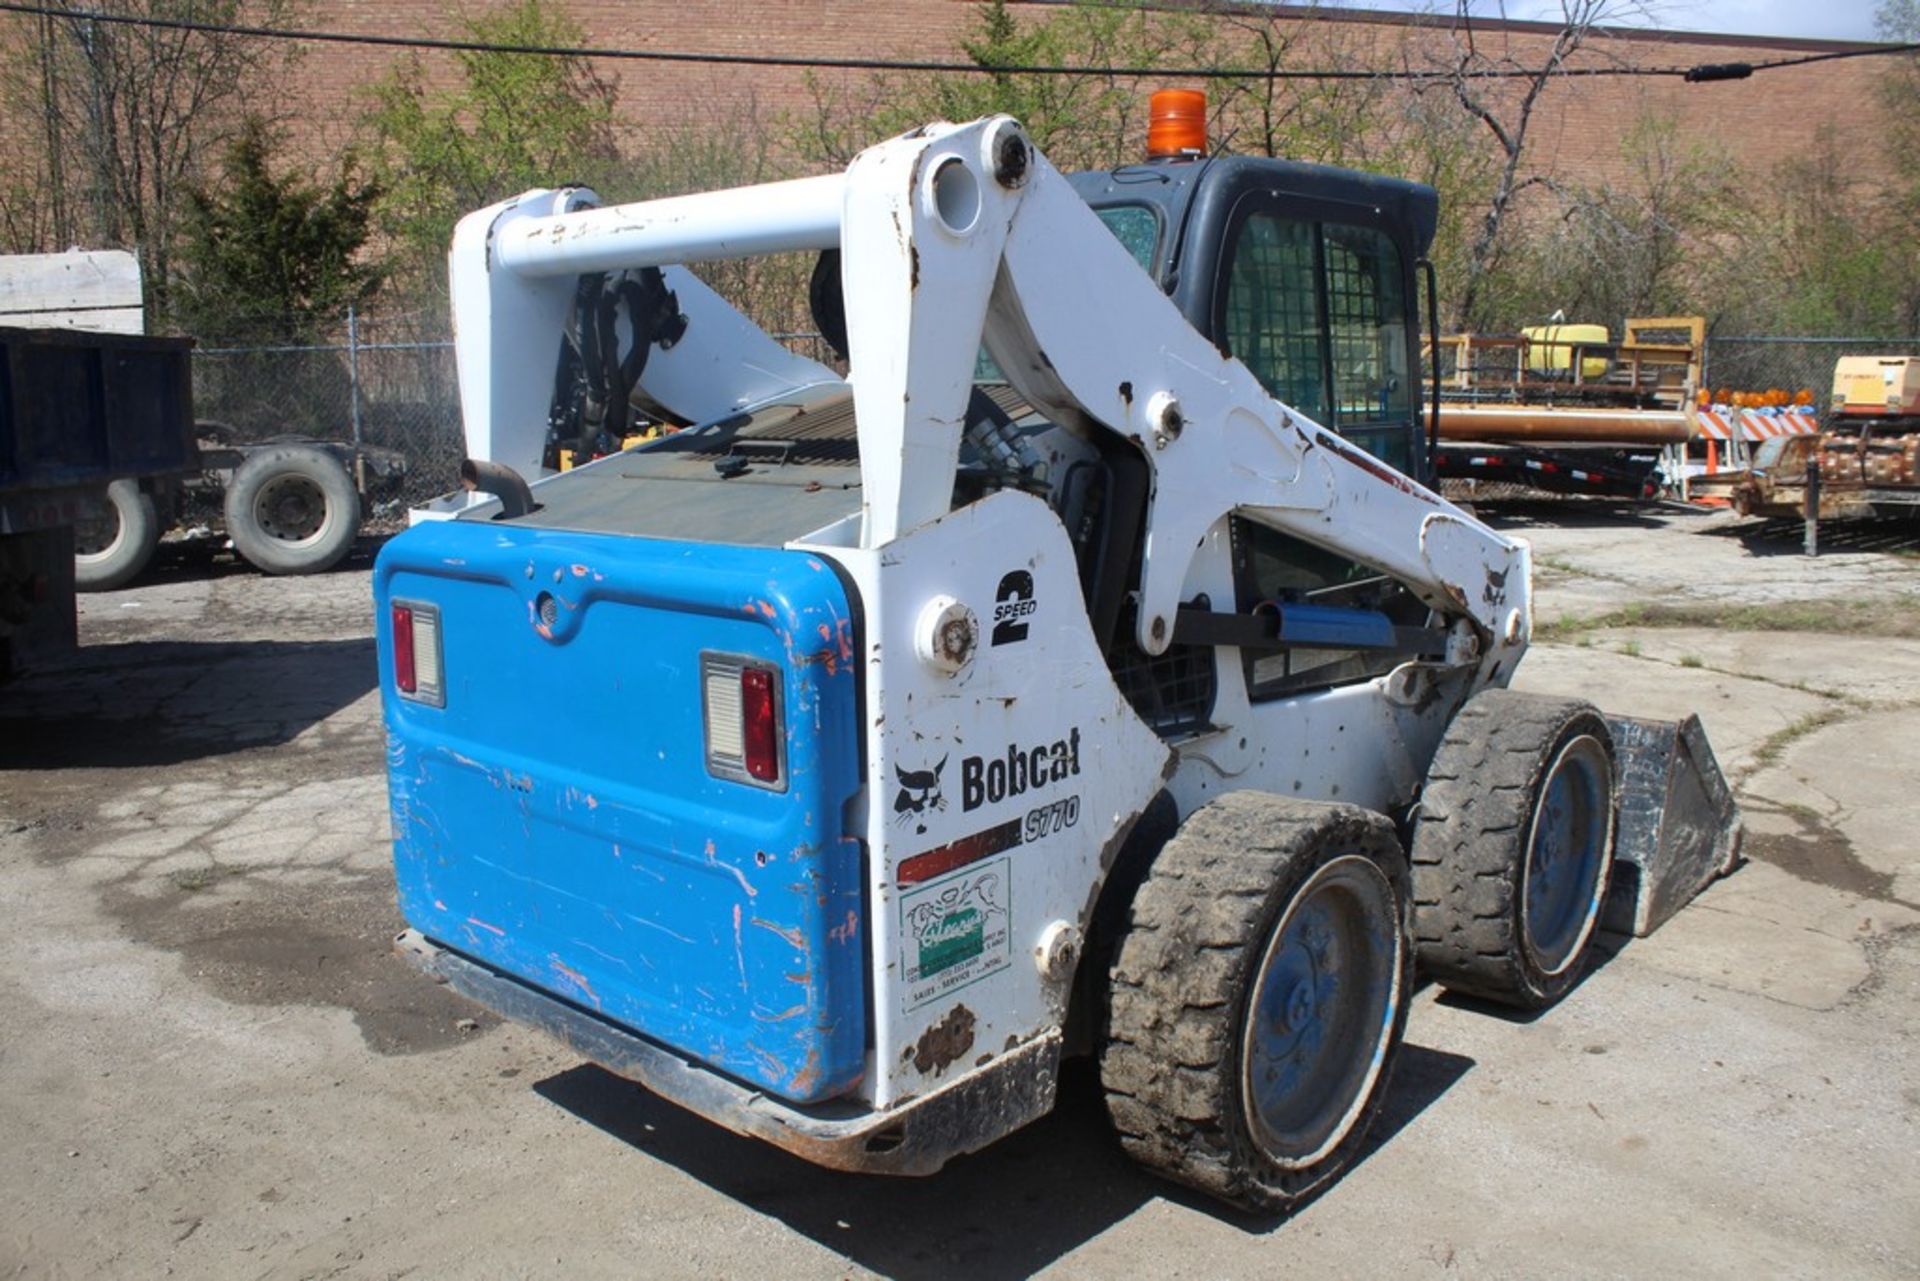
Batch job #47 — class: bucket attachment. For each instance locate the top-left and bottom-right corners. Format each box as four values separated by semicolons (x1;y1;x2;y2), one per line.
1601;714;1743;938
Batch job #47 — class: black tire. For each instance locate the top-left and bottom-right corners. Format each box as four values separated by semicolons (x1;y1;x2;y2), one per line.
73;479;160;592
1411;688;1618;1010
1102;793;1412;1213
223;444;360;576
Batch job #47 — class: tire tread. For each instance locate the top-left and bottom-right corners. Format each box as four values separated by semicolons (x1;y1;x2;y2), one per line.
1101;792;1410;1213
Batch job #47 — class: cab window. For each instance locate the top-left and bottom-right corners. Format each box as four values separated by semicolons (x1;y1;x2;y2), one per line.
1323;224;1410;429
1219;208;1415;472
1220;214;1326;422
1096;205;1160;273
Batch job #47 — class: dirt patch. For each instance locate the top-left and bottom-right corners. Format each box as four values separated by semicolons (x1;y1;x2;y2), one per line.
99;875;493;1055
1744;807;1919;910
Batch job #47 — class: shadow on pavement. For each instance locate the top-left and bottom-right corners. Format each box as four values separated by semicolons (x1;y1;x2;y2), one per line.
125;532;391;587
1470;498;1677;532
1701;514;1920;558
535;1042;1473;1278
0;637;376;769
1430;932;1626;1025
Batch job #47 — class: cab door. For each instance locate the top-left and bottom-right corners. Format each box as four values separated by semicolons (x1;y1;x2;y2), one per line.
1208;194;1423;478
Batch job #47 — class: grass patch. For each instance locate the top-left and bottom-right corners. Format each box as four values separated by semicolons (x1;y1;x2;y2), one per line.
169;866;224;893
1535;555;1596;579
1533;595;1920;643
1746;707;1850;775
1679;654;1704;668
1620;640;1642;657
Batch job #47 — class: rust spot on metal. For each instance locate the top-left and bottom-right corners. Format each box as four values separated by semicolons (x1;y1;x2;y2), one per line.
910;245;920;291
829;910;859;945
551;958;597;1005
753;1004;807;1023
790;1048;822;1095
913;1004;977;1076
751;917;808;950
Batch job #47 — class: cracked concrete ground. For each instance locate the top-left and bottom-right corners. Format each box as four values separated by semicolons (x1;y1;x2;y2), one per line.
2;513;1917;1279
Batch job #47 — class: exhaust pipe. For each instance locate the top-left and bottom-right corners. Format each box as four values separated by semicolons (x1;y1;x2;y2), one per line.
459;458;538;519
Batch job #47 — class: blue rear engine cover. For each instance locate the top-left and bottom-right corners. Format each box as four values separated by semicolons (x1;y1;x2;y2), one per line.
375;520;865;1104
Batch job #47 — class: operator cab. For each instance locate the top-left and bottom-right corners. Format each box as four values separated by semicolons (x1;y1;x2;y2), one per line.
1065;101;1438;480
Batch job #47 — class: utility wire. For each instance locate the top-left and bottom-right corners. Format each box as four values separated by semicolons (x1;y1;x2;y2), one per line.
0;1;1911;82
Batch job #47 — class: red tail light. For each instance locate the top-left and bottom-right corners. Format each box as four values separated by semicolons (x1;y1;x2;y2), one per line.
741;666;779;782
392;603;417;694
390;599;445;707
702;653;784;790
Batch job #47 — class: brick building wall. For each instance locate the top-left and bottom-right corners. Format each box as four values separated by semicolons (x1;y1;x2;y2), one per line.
273;2;1884;193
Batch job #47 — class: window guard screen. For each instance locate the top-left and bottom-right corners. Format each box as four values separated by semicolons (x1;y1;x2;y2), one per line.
1220;209;1412;462
1222;214;1325;422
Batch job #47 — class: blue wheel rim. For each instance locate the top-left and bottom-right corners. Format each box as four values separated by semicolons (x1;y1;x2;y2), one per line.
1241;855;1401;1168
1522;734;1613;976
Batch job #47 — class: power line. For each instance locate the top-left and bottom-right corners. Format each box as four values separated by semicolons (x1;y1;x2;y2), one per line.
0;2;1911;82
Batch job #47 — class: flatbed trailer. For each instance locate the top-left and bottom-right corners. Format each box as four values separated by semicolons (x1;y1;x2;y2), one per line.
1428;318;1702;502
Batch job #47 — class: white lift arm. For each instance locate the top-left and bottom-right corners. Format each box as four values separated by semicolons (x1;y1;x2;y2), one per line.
450;117;1530;660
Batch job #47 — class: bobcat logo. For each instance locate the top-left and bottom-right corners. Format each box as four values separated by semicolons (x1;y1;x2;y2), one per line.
892;756;947;834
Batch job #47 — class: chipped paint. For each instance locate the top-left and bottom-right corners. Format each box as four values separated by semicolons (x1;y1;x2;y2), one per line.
718;861;758;898
551;957;598;1006
828;910;859;945
750;917;807;950
731;904;748;991
752;1004;807;1023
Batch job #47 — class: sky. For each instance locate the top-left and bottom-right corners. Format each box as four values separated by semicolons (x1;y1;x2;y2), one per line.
1317;0;1884;42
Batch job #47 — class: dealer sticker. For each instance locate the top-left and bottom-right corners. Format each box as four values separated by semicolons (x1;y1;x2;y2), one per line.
900;856;1012;1011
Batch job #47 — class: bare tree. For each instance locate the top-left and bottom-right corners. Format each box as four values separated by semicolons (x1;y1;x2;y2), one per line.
1203;2;1406;166
1439;0;1647;329
3;1;296;322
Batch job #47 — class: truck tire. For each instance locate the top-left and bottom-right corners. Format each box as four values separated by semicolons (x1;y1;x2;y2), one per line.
1411;689;1618;1010
224;444;360;576
73;479;160;592
1102;793;1411;1213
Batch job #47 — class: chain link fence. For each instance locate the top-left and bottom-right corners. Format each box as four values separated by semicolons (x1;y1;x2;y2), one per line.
192;309;462;523
1704;335;1920;405
190;311;840;526
190;317;1920;524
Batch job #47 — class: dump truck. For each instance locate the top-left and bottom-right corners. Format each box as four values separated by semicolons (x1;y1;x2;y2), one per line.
0;251;197;678
375;101;1740;1212
0;249;402;598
